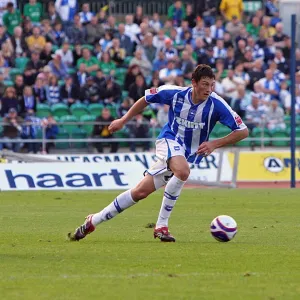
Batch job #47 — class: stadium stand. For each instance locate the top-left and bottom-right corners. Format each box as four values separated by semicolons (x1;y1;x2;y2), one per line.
0;0;298;153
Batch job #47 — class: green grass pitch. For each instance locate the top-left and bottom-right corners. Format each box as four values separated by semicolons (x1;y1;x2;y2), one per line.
1;189;300;300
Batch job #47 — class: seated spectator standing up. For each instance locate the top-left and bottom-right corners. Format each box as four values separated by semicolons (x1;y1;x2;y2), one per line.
24;0;42;25
92;108;118;153
2;2;22;36
42;115;58;153
60;75;79;106
1;87;18;117
0;108;23;152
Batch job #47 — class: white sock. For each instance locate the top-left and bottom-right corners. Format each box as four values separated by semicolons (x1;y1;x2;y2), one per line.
156;175;186;228
92;190;136;226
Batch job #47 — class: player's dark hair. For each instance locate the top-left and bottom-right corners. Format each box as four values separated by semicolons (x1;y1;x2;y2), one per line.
191;64;215;82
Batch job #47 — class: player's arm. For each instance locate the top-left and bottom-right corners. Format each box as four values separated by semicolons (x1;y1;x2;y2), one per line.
197;128;248;156
197;100;249;156
108;96;148;133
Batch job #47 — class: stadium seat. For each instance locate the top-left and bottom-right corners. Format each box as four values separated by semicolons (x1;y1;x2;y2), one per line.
70;103;89;119
55;129;70;149
80;114;96;135
9;68;22;81
124;56;133;65
251;127;271;147
107;105;117;118
82;44;94;51
88;103;103;117
216;126;232;138
270;128;289;147
122;90;129;99
296;128;300;146
60;115;79;134
15;57;29;71
71;128;88;148
67;68;76;75
51;103;70;118
3;80;13;86
115;68;127;82
236;137;252;147
114;128;129;147
36;103;51;118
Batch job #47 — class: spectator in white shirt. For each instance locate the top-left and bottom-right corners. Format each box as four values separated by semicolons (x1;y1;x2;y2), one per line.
245;94;267;130
79;3;94;25
213;39;227;59
266;100;286;130
210;18;224;40
124;14;140;42
159;59;182;84
259;69;280;103
55;40;74;67
149;13;162;33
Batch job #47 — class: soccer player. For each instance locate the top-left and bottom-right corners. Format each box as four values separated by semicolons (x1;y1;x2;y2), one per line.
68;64;248;242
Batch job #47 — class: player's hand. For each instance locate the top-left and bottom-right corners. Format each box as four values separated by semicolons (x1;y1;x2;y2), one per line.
196;141;216;156
108;119;125;133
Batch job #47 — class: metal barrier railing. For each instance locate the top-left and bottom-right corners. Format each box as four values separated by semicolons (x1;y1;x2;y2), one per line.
0;119;294;153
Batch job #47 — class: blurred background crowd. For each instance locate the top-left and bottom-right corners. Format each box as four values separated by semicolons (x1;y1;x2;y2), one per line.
0;0;298;153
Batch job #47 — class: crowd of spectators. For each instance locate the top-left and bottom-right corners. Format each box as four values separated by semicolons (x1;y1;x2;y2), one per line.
0;0;298;153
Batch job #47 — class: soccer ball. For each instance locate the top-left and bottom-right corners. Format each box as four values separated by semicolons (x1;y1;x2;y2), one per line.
210;215;237;242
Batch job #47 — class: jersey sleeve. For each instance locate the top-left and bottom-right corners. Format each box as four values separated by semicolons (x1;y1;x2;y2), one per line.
144;85;183;106
216;97;247;131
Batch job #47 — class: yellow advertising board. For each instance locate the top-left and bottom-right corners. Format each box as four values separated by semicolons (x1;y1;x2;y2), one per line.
228;151;300;181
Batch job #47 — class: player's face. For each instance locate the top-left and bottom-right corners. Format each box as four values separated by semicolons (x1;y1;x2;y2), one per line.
192;77;215;101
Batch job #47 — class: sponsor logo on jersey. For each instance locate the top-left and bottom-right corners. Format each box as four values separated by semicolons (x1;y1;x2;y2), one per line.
175;116;205;129
234;114;243;126
150;88;158;94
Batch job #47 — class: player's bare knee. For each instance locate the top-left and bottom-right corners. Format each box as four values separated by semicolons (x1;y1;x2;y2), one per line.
174;169;190;181
131;188;151;201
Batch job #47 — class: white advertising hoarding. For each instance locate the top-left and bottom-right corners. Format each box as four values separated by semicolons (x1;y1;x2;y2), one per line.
0;152;233;190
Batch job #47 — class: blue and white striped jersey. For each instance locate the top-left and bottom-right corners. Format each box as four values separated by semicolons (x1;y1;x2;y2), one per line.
145;85;247;164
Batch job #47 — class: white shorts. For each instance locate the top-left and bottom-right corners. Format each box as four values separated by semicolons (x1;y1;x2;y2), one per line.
145;138;186;189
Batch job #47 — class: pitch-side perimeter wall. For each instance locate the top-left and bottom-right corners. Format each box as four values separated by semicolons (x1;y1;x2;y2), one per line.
0;151;297;190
